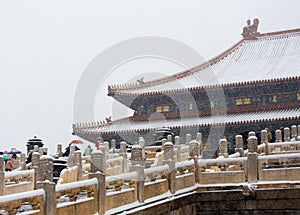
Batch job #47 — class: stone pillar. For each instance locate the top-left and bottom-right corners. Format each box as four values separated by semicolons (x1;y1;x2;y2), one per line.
186;134;192;144
120;141;128;173
89;151;106;215
74;151;82;181
235;135;244;157
38;148;44;156
56;144;63;157
111;139;116;153
129;145;144;203
68;145;76;167
218;139;228;158
284;127;291;142
167;135;172;142
276;129;282;142
248;131;256;138
33;145;39;152
91;150;106;174
162;142;175;194
36;155;55;215
189;140;200;183
104;142;110;158
291;125;297;141
261;129;269;155
247;136;258;183
32;152;40;189
161;138;167;152
196;132;203;156
139;137;146;165
0;156;4;196
19;153;27;170
175;136;181;162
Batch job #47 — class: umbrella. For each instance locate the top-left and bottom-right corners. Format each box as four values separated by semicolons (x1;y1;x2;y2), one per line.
8;148;22;154
70;139;83;144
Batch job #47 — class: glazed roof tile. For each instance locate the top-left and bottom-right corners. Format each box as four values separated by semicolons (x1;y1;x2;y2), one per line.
74;108;300;134
108;29;300;95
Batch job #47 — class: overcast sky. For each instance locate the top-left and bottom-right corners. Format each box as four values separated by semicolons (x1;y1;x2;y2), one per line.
1;0;300;154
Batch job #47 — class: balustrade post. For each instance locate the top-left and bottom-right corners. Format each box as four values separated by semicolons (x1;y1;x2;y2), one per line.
162;142;175;194
235;135;244;157
104;142;110;158
284;127;291;142
261;130;269;155
20;153;26;170
74;151;82;181
36;155;56;215
218;139;228;158
0;156;4;196
175;136;181;162
189;140;200;183
84;147;91;156
197;132;203;157
89;150;106;215
32;152;40;189
56;144;63;157
247;136;258;183
276;129;282;142
186;134;192;145
111;139;116;153
120;141;128;173
129;145;144;203
67;145;76;167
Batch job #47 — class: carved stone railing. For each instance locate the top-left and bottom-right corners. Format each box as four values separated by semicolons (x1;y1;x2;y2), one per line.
175;160;195;190
4;169;35;195
0;189;45;214
55;178;98;214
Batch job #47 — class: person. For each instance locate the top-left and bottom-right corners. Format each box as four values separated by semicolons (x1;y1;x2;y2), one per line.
62;143;80;157
5;156;13;171
11;154;20;170
95;137;103;150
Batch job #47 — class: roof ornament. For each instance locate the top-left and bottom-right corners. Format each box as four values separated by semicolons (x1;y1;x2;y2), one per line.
242;18;260;39
137;77;145;85
105;116;112;124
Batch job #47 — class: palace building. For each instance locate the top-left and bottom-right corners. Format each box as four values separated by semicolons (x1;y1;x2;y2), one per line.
73;19;300;152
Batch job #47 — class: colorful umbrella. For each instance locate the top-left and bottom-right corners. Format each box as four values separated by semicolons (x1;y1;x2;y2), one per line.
8;149;22;154
70;139;83;144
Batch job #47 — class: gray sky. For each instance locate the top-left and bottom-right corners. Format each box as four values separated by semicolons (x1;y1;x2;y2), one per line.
1;0;299;154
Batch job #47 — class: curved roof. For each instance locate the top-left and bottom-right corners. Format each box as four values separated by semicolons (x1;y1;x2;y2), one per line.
108;28;300;96
74;108;300;135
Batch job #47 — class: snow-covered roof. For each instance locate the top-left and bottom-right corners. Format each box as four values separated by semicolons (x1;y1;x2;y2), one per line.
75;108;300;134
108;28;300;96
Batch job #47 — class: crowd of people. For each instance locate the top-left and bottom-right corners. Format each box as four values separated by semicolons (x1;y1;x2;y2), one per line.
0;151;20;171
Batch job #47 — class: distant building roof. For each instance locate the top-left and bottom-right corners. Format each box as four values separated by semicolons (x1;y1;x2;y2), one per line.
108;28;300;96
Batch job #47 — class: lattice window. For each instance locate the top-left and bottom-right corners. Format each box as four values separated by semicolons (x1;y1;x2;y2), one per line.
297;93;300;101
163;105;169;112
156;106;162;113
235;99;243;105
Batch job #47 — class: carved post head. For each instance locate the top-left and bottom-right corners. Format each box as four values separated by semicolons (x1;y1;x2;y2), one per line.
91;150;105;173
261;130;268;143
219;139;228;155
120;141;127;154
32;152;40;168
34;145;39;152
248;131;256;138
130;145;143;166
174;136;180;146
189;140;199;158
235;135;243;148
186;134;192;144
39;155;53;182
138;137;145;148
291;125;297;140
164;142;174;161
276;129;282;142
84;147;91;156
70;145;76;155
111;139;116;149
74;151;82;165
57;144;63;157
248;136;258;153
167;135;172;142
104;141;110;154
284;127;291;142
196;132;202;143
20;153;26;163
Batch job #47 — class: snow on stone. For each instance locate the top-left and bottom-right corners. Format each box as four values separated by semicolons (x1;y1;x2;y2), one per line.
0;189;45;203
144;164;169;175
55;178;98;192
106;172;138;183
5;169;34;178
